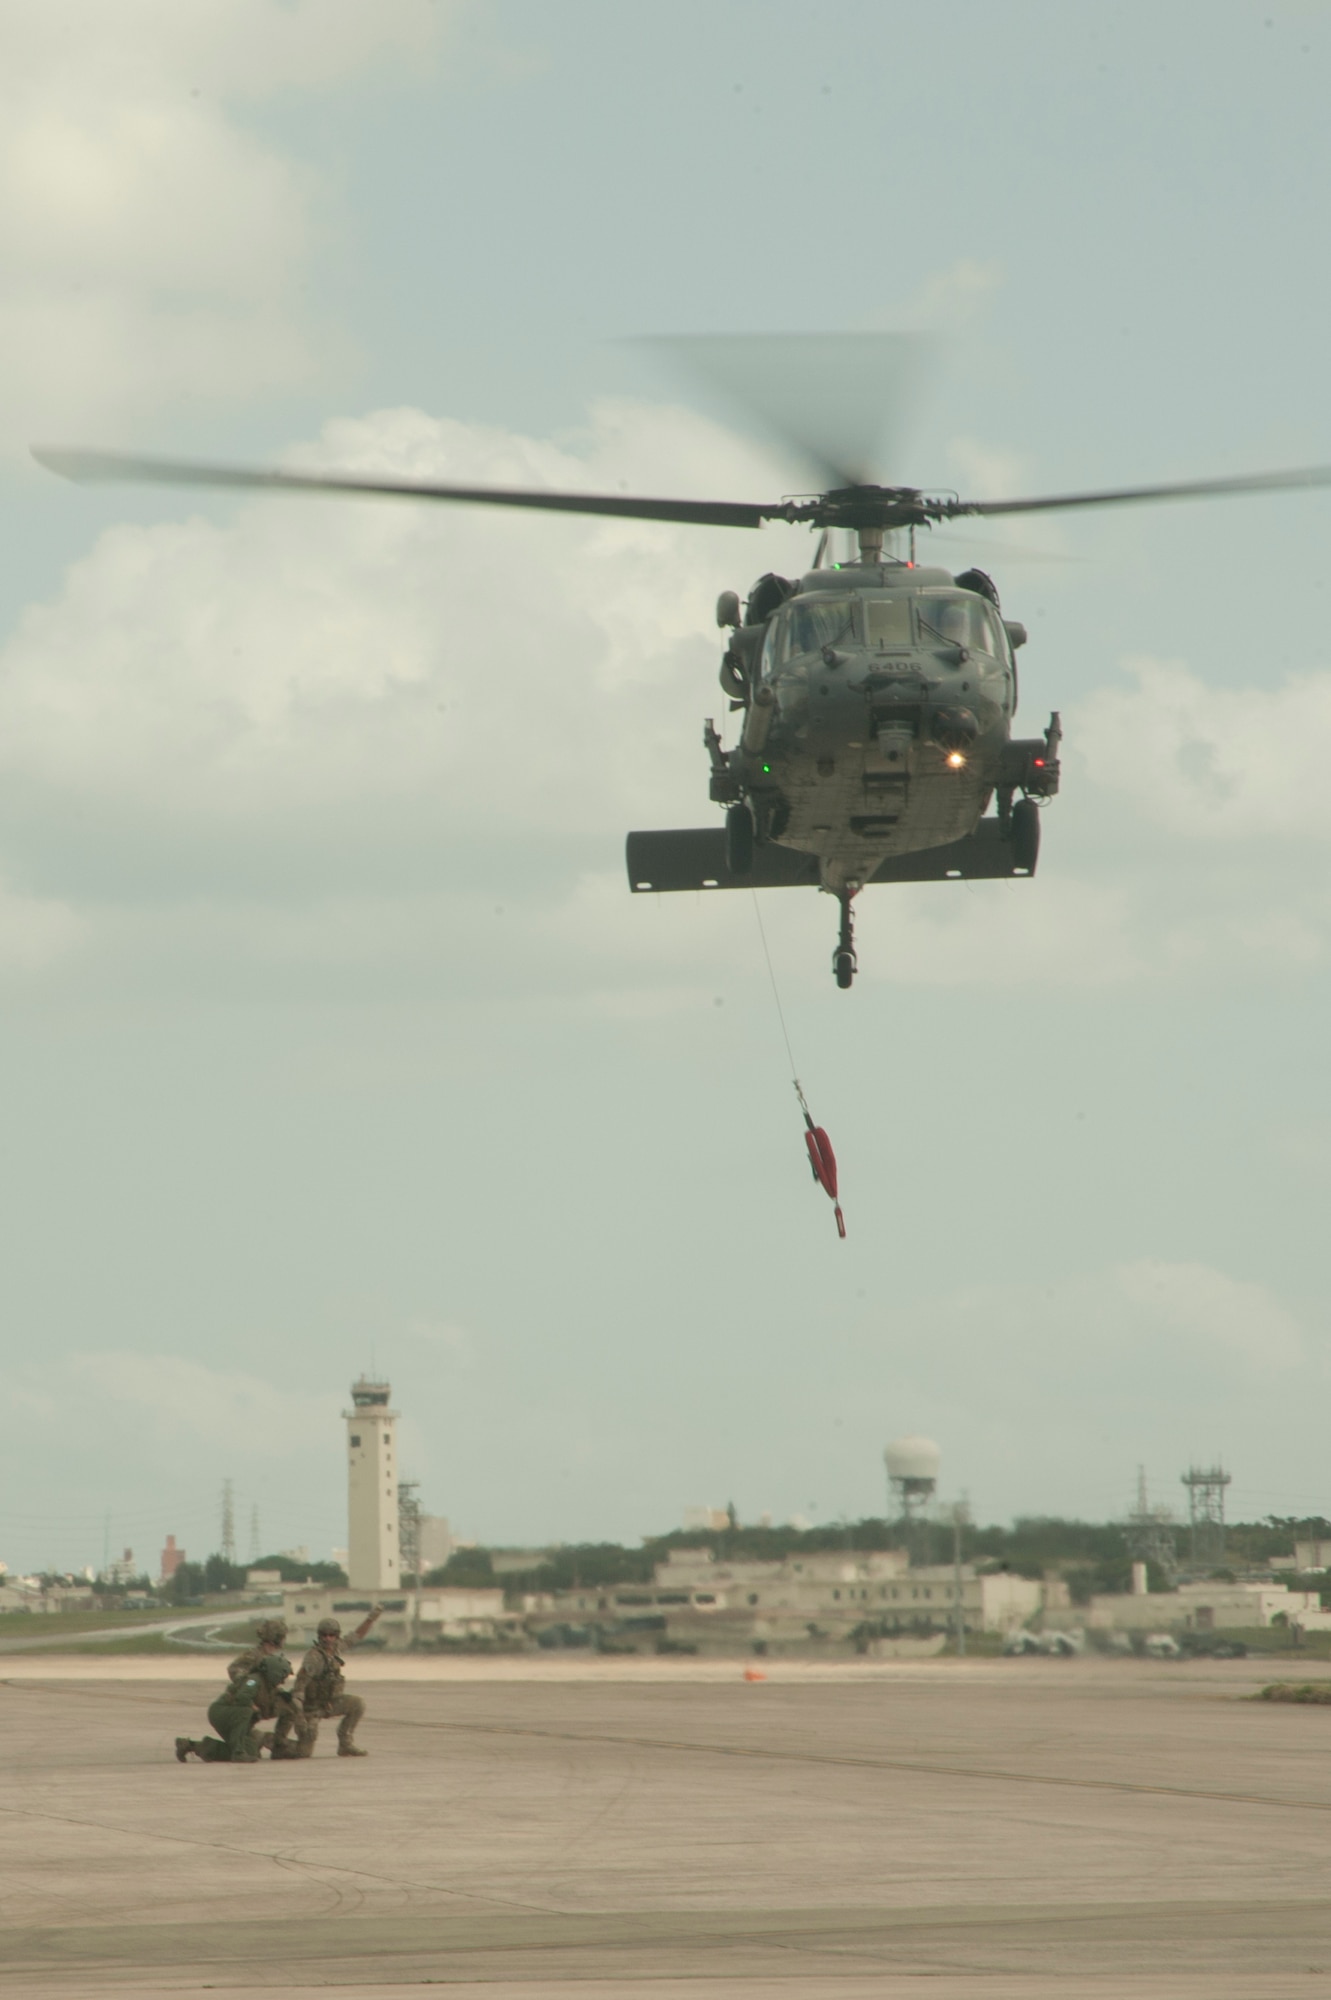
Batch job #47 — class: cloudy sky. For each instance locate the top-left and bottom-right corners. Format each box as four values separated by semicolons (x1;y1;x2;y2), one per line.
2;0;1330;1574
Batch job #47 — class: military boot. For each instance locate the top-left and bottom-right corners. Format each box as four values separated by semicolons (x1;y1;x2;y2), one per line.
337;1743;367;1756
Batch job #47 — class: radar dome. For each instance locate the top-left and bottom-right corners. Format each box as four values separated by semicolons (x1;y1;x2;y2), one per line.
884;1435;941;1483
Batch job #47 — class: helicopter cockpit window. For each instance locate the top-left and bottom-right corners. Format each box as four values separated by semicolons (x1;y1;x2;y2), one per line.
918;595;1001;655
864;598;914;649
783;597;857;659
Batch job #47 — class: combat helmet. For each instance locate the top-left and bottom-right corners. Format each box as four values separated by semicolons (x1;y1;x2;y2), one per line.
317;1617;341;1637
255;1617;288;1644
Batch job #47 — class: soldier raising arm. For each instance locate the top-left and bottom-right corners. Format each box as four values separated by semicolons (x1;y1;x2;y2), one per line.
273;1605;383;1760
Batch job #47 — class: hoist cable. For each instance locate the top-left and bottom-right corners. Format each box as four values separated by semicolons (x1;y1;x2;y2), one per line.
750;893;803;1108
750;893;846;1238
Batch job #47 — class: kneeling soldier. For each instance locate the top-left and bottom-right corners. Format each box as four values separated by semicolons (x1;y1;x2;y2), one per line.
176;1622;294;1763
226;1618;298;1757
273;1605;382;1759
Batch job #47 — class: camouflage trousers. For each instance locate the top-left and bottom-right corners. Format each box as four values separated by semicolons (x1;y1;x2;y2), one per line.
192;1693;260;1762
272;1692;365;1758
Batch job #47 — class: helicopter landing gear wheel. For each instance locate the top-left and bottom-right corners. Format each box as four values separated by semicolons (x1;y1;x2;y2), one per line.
725;802;755;877
1010;796;1040;872
832;892;857;990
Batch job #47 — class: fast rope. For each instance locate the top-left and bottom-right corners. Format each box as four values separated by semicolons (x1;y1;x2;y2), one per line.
751;895;846;1240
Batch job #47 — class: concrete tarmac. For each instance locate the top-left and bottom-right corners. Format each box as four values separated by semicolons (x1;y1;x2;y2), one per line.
3;1654;1331;1998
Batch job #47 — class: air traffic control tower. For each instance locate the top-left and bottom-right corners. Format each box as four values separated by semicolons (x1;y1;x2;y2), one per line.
345;1377;400;1592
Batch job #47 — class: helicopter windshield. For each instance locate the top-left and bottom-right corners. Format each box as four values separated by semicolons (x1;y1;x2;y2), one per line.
782;596;857;658
917;594;1002;655
864;598;914;648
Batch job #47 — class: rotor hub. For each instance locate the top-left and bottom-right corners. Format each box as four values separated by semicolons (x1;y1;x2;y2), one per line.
779;485;935;533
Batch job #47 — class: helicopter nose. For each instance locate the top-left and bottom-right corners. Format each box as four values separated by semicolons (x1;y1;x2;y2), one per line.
930;706;979;752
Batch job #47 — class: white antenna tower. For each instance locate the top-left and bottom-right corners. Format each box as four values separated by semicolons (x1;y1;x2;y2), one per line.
220;1479;236;1565
884;1435;941;1564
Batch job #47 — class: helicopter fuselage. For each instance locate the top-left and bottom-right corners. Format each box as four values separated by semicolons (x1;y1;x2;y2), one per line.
718;562;1053;895
631;558;1058;984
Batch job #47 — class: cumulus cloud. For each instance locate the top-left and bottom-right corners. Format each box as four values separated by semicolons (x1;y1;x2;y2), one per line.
0;873;82;972
401;1316;476;1366
0;1;448;451
67;1349;342;1457
856;871;1146;989
3;399;808;846
1080;654;1331;841
3;1348;348;1569
1114;1259;1305;1369
905;258;1004;328
913;1259;1310;1393
11;395;1331;1005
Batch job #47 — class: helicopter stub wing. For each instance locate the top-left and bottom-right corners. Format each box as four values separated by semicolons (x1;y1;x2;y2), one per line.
625;818;1033;893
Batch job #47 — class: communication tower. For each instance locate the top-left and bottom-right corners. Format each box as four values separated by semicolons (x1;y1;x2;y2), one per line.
1181;1464;1231;1571
345;1377;400;1592
885;1435;940;1562
398;1478;421;1583
220;1478;235;1566
1123;1466;1178;1583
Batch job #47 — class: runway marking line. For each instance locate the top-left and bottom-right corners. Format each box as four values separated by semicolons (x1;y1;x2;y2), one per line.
388;1713;1331;1815
5;1677;1331;1818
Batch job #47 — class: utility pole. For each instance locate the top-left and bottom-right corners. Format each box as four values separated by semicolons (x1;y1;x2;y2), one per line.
248;1505;260;1565
398;1479;421;1584
220;1479;235;1566
397;1479;423;1650
1124;1466;1178;1584
950;1500;970;1657
1181;1465;1231;1571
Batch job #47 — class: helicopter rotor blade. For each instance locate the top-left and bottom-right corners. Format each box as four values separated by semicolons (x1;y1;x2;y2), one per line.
925;530;1088;565
637;332;936;489
30;446;781;531
944;462;1331;521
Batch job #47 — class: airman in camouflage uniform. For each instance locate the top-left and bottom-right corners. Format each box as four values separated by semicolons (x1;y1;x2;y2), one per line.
271;1605;383;1759
227;1619;299;1756
175;1620;294;1763
227;1621;293;1703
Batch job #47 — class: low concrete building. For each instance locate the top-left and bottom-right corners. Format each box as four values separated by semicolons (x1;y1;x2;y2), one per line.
1288;1605;1331;1634
0;1582;96;1613
278;1583;518;1652
418;1515;452;1573
1085;1580;1323;1634
527;1546;1041;1653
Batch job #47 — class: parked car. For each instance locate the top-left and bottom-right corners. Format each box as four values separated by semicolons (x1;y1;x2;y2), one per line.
1040;1629;1085;1656
1179;1633;1248;1658
1002;1630;1041;1655
1002;1629;1083;1657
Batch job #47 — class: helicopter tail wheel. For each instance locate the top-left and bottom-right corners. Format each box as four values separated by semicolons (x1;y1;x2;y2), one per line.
832;892;857;989
725;802;755;876
1010;796;1041;873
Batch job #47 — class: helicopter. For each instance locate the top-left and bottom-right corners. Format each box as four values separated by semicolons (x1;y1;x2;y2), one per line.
32;401;1331;988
